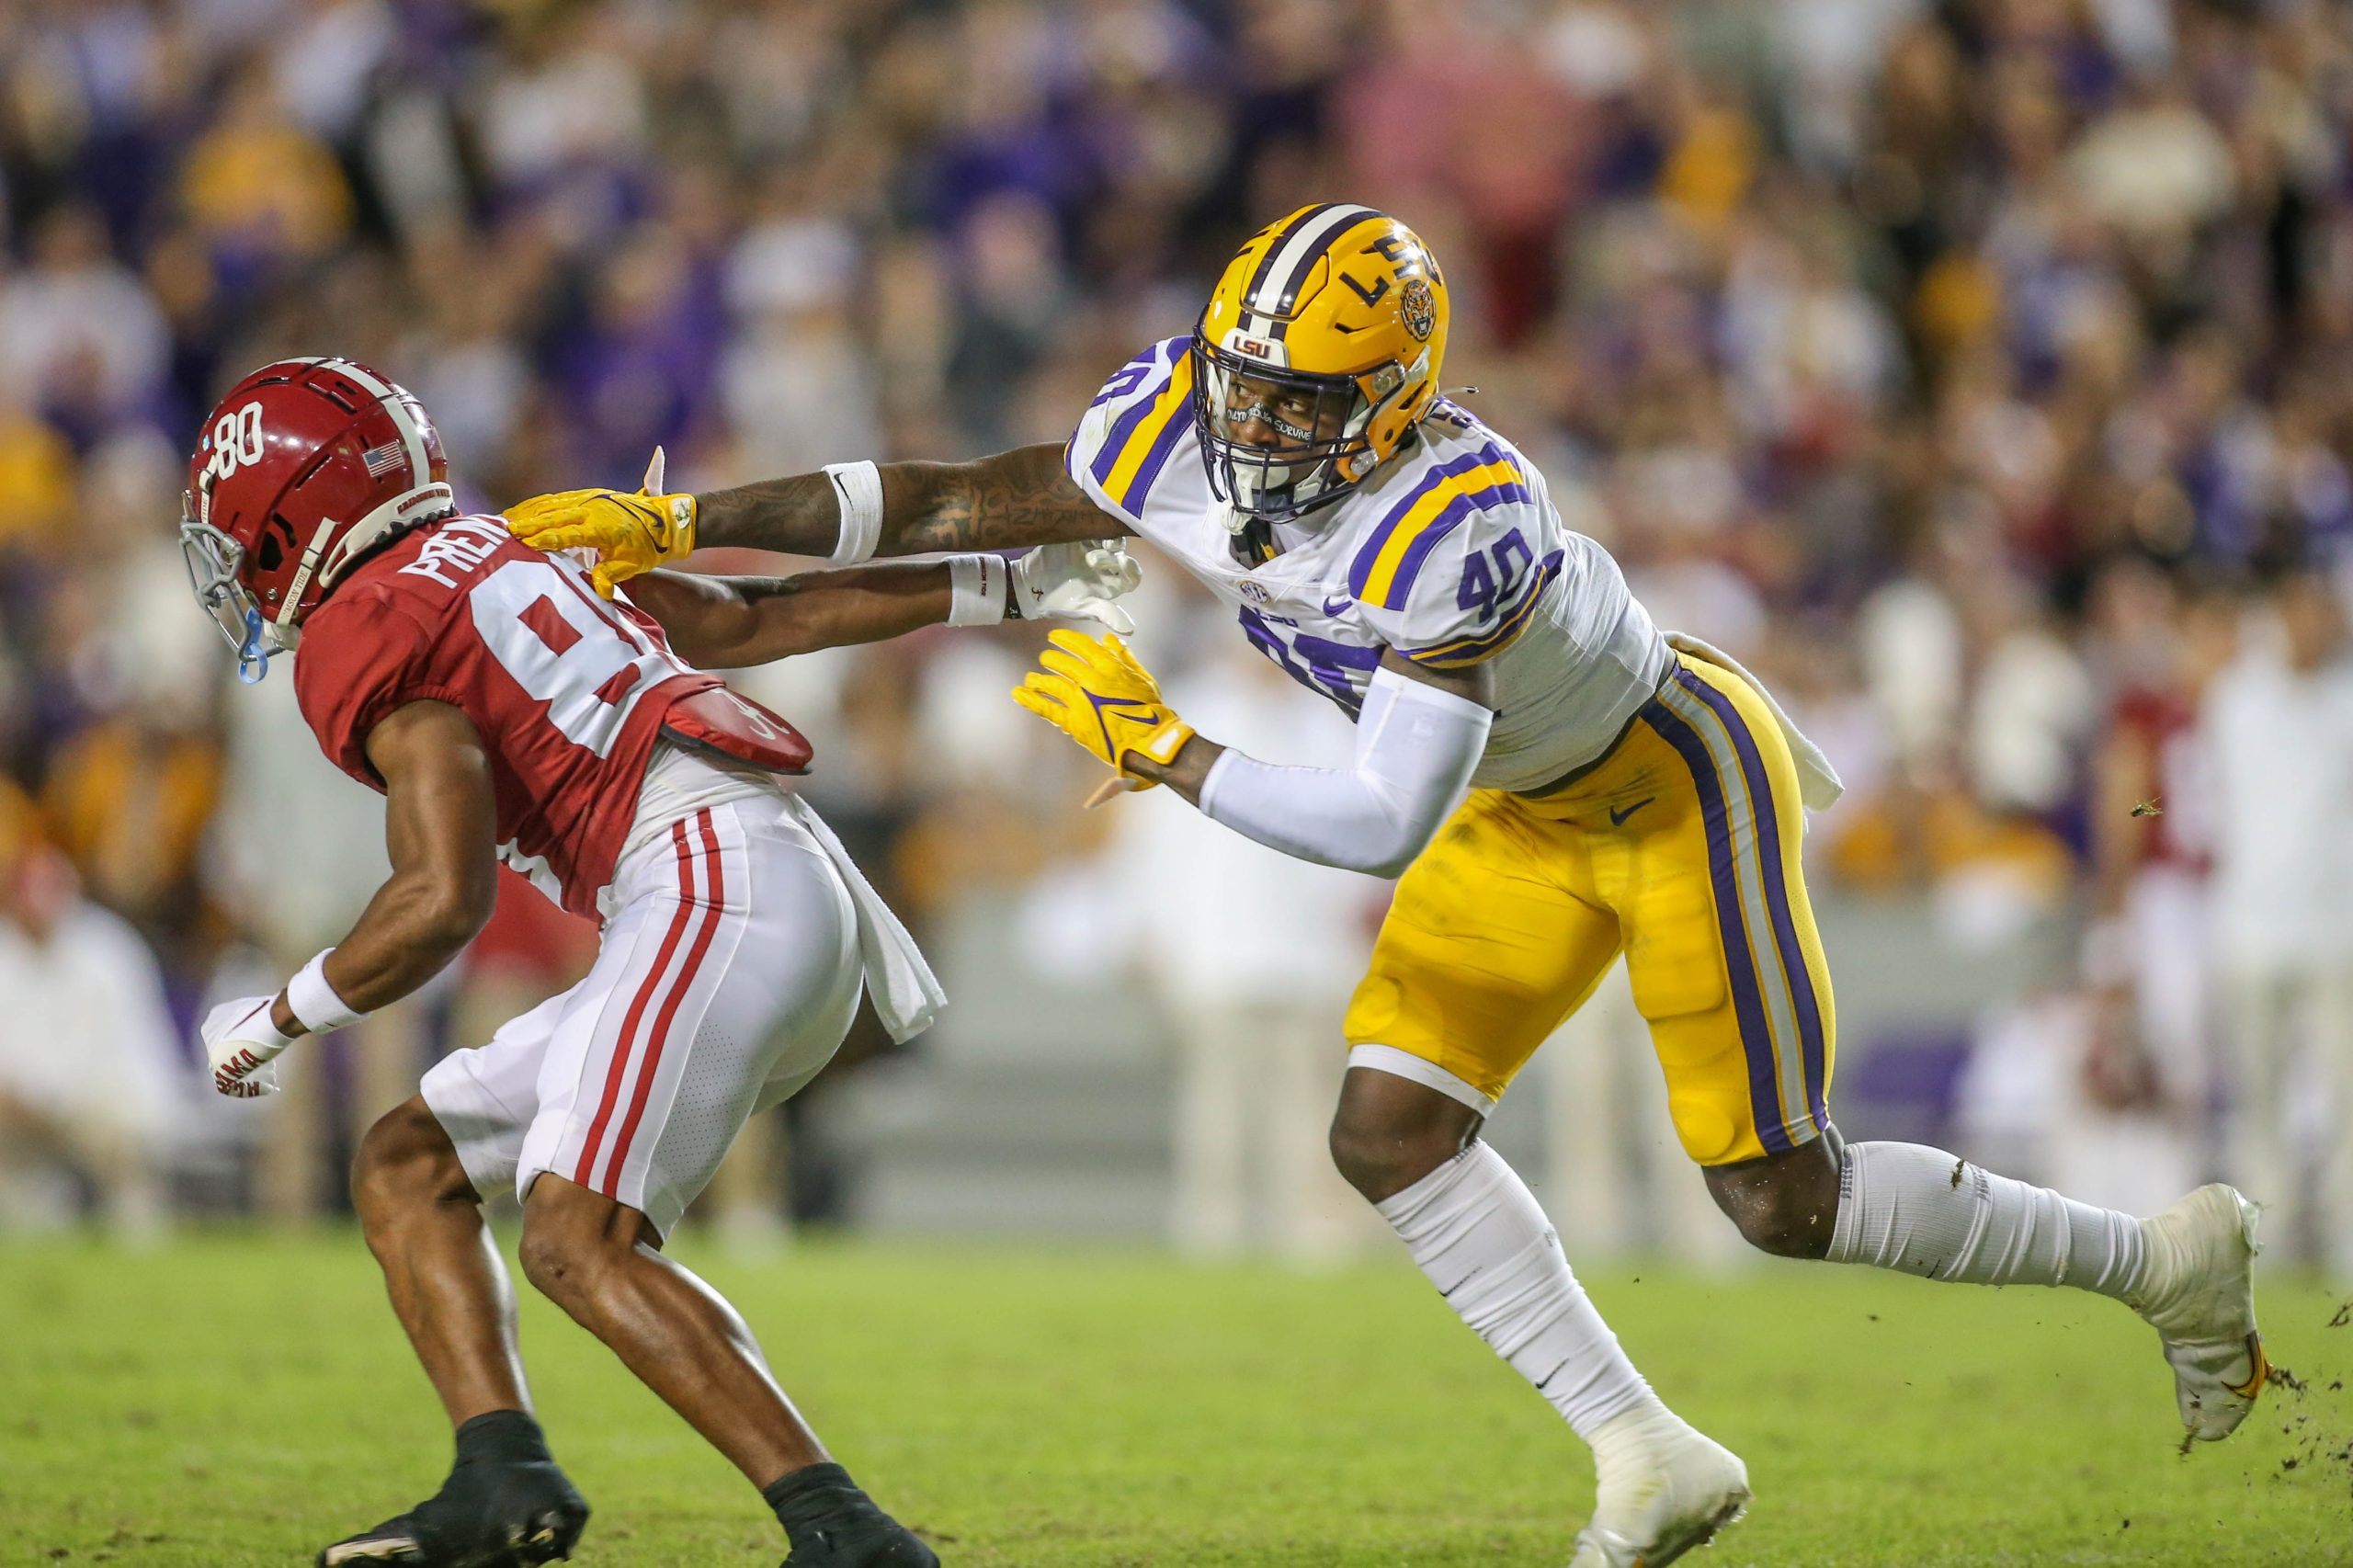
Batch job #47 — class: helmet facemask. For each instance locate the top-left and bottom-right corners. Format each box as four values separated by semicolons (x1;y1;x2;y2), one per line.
179;486;282;684
1192;334;1411;528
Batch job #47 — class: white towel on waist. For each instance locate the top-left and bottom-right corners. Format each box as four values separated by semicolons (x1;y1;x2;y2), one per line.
1665;631;1845;812
778;792;947;1043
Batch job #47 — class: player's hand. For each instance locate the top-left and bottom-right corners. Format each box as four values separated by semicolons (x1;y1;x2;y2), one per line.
1012;630;1194;795
503;449;696;597
1012;540;1142;634
199;995;296;1098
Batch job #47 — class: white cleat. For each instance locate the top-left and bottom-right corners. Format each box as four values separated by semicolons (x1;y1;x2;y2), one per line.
1569;1401;1750;1568
2126;1182;2269;1442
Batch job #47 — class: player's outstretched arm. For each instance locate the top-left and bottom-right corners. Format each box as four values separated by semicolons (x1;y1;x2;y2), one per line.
503;444;1128;592
624;536;1142;669
200;700;497;1097
702;443;1131;555
1014;635;1494;880
623;565;958;667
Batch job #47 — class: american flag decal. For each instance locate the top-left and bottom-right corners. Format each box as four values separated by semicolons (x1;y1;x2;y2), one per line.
360;440;406;479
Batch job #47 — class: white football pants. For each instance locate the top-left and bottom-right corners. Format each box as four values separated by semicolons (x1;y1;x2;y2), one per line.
422;794;864;1239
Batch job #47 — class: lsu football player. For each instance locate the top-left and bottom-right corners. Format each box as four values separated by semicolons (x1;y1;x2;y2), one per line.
506;206;2270;1563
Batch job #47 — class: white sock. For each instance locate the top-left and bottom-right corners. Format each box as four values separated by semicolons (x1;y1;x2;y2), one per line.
1826;1142;2145;1297
1377;1141;1654;1439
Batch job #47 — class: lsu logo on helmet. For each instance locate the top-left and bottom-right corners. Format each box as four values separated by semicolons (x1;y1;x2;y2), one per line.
1191;204;1452;528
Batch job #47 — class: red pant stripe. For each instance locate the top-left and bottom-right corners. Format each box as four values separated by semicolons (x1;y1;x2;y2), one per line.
573;817;700;1190
597;810;727;1195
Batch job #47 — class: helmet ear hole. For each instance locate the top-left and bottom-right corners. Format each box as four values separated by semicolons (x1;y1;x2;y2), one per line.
256;518;291;573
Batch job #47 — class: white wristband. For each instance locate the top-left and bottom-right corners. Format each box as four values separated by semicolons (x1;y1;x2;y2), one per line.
945;554;1009;627
287;948;364;1034
823;460;884;564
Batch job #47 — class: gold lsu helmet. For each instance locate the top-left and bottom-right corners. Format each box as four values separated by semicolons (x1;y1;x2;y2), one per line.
1192;203;1449;529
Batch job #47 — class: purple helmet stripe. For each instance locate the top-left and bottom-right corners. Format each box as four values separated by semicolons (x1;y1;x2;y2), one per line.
1242;203;1337;313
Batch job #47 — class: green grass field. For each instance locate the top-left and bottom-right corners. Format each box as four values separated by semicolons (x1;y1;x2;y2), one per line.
2;1234;2347;1567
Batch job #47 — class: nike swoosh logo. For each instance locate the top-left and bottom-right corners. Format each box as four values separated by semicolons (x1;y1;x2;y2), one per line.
1085;689;1161;751
1609;797;1654;826
1322;596;1352;616
2222;1333;2271;1400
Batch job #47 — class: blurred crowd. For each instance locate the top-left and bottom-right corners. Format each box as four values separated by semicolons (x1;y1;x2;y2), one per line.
3;0;2351;1267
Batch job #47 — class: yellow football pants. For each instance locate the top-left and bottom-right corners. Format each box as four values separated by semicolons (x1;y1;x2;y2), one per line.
1342;652;1836;1166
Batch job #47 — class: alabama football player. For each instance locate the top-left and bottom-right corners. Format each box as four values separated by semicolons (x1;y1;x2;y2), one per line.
505;208;2268;1564
183;357;1136;1568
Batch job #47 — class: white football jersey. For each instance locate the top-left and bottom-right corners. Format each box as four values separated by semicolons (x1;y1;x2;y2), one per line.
1064;335;1672;792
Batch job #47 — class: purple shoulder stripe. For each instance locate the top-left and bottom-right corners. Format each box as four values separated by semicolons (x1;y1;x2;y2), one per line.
1116;376;1194;511
1379;484;1530;609
1087;337;1186;488
1346;444;1506;597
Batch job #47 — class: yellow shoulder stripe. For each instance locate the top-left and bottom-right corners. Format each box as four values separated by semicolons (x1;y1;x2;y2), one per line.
1101;355;1197;510
1356;457;1525;608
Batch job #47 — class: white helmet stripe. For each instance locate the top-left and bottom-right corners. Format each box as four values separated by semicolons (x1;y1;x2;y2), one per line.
1247;203;1380;316
328;358;429;486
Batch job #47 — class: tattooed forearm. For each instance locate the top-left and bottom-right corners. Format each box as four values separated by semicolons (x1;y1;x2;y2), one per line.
626;563;954;667
689;473;842;557
875;444;1130;553
693;443;1127;559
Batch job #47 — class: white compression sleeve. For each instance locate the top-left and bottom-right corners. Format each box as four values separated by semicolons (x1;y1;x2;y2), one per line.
1196;666;1490;878
1826;1142;2146;1297
1379;1142;1656;1438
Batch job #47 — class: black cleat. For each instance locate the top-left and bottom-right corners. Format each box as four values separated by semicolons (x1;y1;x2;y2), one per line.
779;1512;939;1568
767;1460;937;1567
318;1456;589;1568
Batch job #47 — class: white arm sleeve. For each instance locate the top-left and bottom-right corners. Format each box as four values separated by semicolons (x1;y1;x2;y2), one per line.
1196;666;1492;878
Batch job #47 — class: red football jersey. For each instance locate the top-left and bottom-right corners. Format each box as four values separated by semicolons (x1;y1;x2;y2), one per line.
294;516;723;918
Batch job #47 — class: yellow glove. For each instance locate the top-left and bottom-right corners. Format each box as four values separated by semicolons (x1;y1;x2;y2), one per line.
1012;630;1195;796
503;449;696;597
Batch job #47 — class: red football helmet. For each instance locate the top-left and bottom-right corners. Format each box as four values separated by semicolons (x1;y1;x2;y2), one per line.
180;357;456;682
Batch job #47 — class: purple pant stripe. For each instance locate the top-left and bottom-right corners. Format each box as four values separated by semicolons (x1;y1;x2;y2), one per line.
1674;668;1830;1133
1638;695;1795;1155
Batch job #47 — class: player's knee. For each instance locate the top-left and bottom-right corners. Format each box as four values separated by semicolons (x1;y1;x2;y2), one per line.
517;1178;636;1306
516;1214;596;1305
1328;1068;1484;1202
1327;1109;1454;1202
1705;1143;1841;1260
1336;1063;1477;1196
351;1098;470;1235
1726;1199;1828;1259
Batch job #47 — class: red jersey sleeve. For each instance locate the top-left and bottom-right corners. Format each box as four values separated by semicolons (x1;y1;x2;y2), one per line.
292;587;444;786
